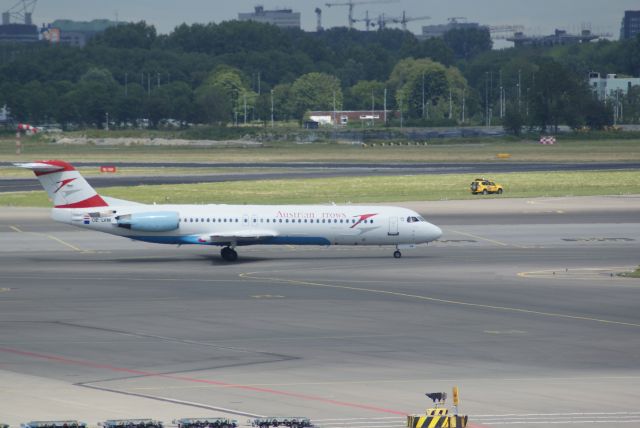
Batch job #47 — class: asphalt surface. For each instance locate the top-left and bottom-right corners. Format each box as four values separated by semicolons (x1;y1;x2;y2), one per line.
1;161;639;192
1;198;639;427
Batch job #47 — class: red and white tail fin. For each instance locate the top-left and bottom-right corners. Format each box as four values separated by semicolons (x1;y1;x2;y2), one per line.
14;160;108;209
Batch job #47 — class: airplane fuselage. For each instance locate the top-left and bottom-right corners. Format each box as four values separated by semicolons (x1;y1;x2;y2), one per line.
52;204;442;248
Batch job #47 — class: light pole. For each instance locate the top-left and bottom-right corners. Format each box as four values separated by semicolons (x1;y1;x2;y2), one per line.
243;93;247;125
270;89;274;128
421;72;425;119
461;88;466;124
383;87;387;125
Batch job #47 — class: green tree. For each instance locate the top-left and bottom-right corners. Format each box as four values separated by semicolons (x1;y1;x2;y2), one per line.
194;84;232;125
272;83;293;121
443;27;492;61
528;58;585;132
91;21;157;49
583;96;613;130
346;80;385;110
389;58;468;121
73;68;118;127
290;72;342;119
503;103;525;135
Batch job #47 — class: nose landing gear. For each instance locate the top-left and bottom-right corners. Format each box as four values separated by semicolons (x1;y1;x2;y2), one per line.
393;250;402;259
221;246;238;262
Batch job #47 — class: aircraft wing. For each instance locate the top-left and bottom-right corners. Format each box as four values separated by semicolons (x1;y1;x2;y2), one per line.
198;229;278;244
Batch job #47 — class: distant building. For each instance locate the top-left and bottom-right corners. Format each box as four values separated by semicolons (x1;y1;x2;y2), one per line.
507;29;599;47
0;105;11;123
421;20;481;39
308;110;388;126
238;6;300;29
620;10;640;40
43;19;119;47
0;12;38;43
589;72;640;100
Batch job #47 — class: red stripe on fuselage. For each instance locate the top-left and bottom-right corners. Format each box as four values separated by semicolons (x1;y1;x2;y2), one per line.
54;194;108;208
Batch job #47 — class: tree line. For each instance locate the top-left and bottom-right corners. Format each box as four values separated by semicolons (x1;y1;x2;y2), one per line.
0;20;638;131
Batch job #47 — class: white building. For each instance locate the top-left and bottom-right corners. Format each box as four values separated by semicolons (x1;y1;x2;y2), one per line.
238;6;301;29
589;72;640;100
0;105;10;123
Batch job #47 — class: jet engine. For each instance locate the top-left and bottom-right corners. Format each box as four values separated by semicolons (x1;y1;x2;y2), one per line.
115;211;180;232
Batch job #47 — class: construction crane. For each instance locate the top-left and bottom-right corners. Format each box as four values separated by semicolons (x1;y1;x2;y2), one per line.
390;11;430;31
2;0;37;25
350;10;374;31
315;7;323;32
325;0;397;29
373;11;430;31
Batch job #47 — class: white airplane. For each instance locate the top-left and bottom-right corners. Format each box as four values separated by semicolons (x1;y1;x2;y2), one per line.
16;160;442;261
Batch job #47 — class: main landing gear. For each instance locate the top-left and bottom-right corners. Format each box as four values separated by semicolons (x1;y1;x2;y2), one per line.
221;246;238;262
393;250;402;259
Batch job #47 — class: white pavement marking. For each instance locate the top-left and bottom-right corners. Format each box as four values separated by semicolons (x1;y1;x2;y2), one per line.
472;412;640;425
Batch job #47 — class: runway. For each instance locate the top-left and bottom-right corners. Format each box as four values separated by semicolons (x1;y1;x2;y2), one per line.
0;197;639;427
1;161;639;192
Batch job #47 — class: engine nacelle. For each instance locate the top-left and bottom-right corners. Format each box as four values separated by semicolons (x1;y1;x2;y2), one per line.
116;211;180;232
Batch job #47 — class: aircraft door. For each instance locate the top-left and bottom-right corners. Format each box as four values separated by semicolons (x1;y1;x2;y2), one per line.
388;216;399;236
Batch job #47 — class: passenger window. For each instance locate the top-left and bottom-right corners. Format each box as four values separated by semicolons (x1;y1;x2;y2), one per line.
279;219;282;223
244;218;248;223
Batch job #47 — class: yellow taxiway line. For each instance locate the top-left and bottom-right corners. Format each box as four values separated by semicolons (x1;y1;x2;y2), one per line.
239;271;640;328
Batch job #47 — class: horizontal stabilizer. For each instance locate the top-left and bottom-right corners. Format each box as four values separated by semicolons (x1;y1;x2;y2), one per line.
14;162;66;173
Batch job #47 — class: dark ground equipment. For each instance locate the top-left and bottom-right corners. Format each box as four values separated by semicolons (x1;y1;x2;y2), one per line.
407;387;468;428
173;418;238;428
249;417;313;428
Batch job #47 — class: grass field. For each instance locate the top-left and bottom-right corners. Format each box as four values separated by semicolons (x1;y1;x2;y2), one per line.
619;266;640;278
2;137;640;164
1;170;638;207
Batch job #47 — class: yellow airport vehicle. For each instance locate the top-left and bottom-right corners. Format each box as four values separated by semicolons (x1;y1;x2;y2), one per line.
470;178;503;195
407;388;468;428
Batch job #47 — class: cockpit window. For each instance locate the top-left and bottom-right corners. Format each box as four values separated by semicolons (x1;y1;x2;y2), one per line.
407;216;420;223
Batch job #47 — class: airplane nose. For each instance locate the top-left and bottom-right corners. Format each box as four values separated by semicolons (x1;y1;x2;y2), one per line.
430;224;443;241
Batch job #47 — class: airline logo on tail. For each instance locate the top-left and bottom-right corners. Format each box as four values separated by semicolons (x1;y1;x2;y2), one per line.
54;178;77;193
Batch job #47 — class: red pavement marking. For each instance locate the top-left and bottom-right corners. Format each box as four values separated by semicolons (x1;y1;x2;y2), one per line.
0;347;406;415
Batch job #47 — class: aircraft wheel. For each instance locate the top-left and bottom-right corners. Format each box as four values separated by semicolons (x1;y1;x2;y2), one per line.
393;250;402;259
221;247;238;262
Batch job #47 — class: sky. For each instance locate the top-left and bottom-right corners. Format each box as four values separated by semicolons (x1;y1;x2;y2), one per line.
14;0;640;43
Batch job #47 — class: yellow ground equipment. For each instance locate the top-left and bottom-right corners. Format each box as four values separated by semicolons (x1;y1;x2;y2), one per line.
470;178;503;195
407;387;468;428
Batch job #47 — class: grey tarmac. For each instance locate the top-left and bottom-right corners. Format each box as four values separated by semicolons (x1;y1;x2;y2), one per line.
0;196;639;427
1;162;639;193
